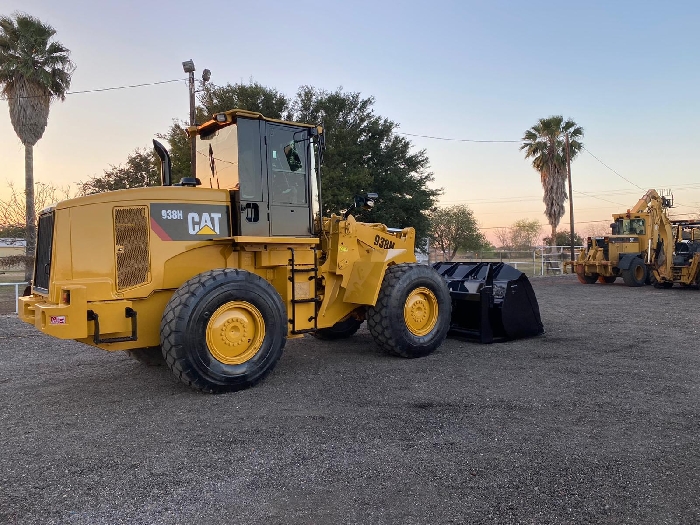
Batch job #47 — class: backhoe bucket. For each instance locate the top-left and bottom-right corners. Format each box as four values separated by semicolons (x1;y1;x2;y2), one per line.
433;262;544;344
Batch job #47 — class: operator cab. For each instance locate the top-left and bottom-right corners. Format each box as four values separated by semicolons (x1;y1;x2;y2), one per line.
192;109;322;238
612;217;646;236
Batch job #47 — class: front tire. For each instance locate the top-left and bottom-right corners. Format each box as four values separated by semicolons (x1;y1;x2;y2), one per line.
367;264;451;358
161;269;286;393
622;258;647;287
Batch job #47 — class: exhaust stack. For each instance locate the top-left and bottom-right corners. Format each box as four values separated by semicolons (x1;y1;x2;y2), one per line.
152;140;172;186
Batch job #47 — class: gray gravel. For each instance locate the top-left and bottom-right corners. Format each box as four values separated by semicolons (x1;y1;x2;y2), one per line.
0;274;698;524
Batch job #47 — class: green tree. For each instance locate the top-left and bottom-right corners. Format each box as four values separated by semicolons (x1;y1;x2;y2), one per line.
429;205;487;261
521;116;583;245
77;149;160;195
156;121;190;183
543;230;584;247
199;80;290;120
290;86;441;244
495;219;542;251
0;13;74;279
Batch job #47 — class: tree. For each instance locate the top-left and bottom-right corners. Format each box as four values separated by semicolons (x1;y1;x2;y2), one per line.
582;222;612;239
543;230;584;247
0;13;74;279
77;148;159;195
0;181;71;269
494;219;542;251
429;205;487;261
290;86;441;244
199;80;290;120
521;116;583;245
157;121;191;184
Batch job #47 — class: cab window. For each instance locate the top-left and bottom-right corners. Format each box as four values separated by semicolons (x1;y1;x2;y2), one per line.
268;124;308;205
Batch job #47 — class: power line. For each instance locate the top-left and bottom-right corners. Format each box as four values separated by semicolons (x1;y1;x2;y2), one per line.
581;146;645;191
398;132;520;143
4;78;185;99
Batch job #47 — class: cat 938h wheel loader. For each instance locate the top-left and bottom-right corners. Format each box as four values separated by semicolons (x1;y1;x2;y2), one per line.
19;109;543;393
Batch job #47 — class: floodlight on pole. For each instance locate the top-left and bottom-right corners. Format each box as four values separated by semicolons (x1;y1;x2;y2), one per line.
182;60;195;73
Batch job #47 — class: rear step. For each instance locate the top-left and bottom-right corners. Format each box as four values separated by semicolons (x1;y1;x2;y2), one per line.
433;262;544;344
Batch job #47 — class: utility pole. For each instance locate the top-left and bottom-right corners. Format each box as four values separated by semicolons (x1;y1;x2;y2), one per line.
182;60;197;179
565;132;575;262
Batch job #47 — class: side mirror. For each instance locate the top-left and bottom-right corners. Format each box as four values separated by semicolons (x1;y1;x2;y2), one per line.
344;192;379;218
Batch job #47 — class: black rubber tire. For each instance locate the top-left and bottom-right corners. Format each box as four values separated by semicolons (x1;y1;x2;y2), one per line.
313;317;363;340
621;258;647;287
577;271;599;284
598;275;617;284
126;346;164;366
160;269;286;393
367;263;451;358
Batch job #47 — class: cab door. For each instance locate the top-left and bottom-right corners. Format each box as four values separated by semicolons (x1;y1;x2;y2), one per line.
236;118;270;236
266;123;313;237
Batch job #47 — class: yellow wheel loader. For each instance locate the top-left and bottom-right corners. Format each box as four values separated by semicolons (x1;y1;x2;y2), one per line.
19;109;543;393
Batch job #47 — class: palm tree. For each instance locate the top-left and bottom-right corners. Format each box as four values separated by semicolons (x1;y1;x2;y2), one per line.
521;116;583;245
0;13;74;279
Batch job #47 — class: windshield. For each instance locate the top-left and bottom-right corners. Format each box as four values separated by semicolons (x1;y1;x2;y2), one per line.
615;218;645;235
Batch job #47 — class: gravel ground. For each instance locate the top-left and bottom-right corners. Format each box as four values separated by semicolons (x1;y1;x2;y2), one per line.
0;274;698;524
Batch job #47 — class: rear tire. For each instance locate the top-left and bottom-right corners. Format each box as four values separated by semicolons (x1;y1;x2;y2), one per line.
161;269;286;393
621;258;647;287
367;264;451;358
126;347;164;366
313;317;363;340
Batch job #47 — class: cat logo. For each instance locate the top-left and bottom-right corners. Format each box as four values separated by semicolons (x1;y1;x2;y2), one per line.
188;212;222;235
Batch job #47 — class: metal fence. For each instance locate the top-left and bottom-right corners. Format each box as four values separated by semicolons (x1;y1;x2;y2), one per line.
433;245;585;277
0;282;29;314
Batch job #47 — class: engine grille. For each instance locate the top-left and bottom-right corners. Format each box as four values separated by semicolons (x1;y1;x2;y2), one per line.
114;207;150;290
33;211;55;292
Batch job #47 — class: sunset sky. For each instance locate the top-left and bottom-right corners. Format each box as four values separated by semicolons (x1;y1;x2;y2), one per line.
1;0;698;242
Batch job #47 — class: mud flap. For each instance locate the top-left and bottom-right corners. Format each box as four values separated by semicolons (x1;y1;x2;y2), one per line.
433;262;544;344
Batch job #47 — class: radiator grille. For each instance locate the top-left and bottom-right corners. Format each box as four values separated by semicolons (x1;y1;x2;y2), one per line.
114;207;150;290
33;211;55;292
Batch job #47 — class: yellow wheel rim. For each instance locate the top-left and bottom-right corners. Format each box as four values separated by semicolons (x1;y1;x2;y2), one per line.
205;301;265;365
403;287;439;337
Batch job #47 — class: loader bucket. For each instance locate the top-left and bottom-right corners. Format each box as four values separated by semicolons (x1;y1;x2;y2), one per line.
433;262;544;344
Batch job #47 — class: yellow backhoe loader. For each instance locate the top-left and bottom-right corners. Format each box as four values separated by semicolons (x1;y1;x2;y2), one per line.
565;189;673;286
19;109;543;392
651;219;700;288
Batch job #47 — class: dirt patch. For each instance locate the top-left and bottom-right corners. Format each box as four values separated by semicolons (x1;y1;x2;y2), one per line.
0;274;698;524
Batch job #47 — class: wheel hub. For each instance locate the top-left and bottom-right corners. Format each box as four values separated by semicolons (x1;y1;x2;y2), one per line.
403;287;439;337
206;301;265;365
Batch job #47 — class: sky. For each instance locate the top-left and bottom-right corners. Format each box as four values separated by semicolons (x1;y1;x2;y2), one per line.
1;0;699;243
